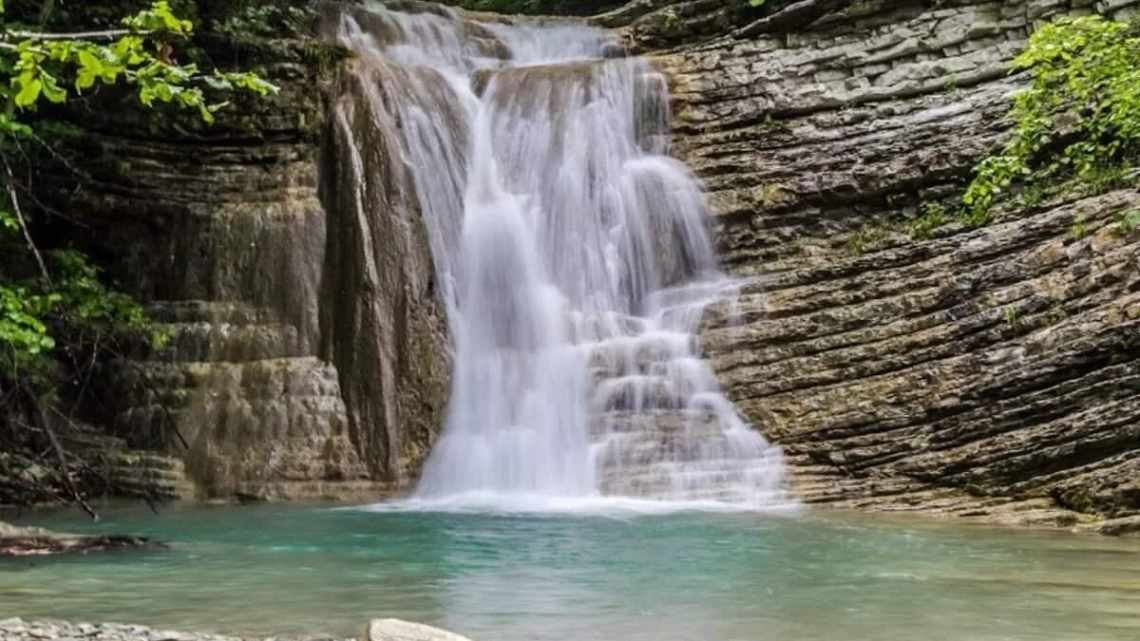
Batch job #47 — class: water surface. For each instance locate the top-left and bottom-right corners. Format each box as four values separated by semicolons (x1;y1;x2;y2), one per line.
3;503;1139;640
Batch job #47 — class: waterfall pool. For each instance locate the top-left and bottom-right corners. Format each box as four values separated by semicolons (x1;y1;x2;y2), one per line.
3;502;1139;641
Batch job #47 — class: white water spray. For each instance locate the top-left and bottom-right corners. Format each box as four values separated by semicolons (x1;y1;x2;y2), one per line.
335;1;786;509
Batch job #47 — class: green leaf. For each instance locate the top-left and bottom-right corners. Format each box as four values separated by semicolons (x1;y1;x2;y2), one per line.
76;67;98;91
14;77;42;108
40;73;67;103
77;49;104;75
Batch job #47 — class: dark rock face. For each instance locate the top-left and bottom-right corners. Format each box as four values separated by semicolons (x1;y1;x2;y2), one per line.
320;56;452;484
20;0;1140;527
33;16;450;500
639;0;1140;530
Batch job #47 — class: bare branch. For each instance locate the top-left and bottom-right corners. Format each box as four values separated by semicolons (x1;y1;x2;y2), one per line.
40;404;99;520
3;29;137;42
2;156;52;286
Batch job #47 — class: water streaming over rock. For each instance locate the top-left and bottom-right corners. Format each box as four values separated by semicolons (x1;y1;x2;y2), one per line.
331;1;786;507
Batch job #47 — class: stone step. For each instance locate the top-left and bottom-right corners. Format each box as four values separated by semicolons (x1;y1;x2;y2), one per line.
145;321;306;363
60;430;129;453
566;310;648;343
590;374;688;411
593;429;776;464
100;450;195;500
111;357;344;403
108;357;347;449
145;300;266;325
106;452;186;472
588;409;720;435
596;462;783;499
113;394;347;447
594;439;718;467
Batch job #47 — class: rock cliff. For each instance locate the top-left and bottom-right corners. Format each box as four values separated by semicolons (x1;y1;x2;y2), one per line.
606;0;1140;531
29;4;450;501
17;0;1139;529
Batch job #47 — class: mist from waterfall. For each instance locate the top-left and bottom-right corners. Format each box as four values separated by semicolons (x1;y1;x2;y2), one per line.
334;1;787;510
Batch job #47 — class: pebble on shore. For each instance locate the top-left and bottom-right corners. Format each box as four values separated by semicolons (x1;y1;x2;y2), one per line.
0;619;352;641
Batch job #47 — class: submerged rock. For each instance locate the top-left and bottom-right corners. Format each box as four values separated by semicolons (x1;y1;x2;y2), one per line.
0;522;162;557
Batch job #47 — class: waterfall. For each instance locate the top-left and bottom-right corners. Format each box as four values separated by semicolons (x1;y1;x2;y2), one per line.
333;1;786;508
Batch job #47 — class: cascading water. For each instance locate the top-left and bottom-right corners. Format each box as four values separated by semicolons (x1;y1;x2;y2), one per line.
333;1;786;508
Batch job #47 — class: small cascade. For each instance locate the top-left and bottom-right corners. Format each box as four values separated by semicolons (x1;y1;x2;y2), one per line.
331;1;786;508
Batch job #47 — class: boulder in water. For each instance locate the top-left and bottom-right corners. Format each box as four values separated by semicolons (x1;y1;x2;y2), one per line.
362;619;474;641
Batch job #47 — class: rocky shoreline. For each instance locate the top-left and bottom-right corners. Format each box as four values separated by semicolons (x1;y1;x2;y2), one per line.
0;621;294;641
0;619;471;641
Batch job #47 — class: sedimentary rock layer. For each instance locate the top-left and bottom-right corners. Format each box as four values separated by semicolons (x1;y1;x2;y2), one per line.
35;18;449;500
641;0;1140;530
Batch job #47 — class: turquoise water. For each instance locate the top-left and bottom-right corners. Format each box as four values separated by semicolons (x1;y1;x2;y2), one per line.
3;502;1140;641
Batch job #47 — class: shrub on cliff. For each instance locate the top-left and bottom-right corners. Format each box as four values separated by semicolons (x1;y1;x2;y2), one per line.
964;15;1140;220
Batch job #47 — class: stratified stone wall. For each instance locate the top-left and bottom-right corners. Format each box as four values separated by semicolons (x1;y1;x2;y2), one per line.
41;16;450;501
641;0;1140;531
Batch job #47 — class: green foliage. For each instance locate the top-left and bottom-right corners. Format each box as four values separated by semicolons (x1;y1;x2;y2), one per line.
754;182;787;207
215;3;314;39
963;15;1140;219
0;248;159;383
0;285;57;363
2;1;277;125
1003;305;1022;330
1045;304;1069;326
1;1;274;395
1069;216;1090;240
120;0;193;34
48;250;147;332
1116;208;1140;235
909;202;953;240
846;224;887;255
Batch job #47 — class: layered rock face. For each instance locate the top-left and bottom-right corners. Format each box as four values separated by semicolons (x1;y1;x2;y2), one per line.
41;19;449;500
613;0;1140;530
25;0;1140;526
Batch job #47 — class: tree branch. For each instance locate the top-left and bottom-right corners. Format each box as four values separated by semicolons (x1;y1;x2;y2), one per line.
38;403;99;520
3;29;137;42
2;156;52;286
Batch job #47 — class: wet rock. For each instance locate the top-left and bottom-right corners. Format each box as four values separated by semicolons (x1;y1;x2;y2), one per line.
0;620;470;641
646;0;1140;527
362;620;473;641
27;5;450;501
0;620;347;641
0;522;163;557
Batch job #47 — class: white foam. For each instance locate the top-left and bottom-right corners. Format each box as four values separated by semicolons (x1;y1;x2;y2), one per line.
350;493;803;518
336;3;791;508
